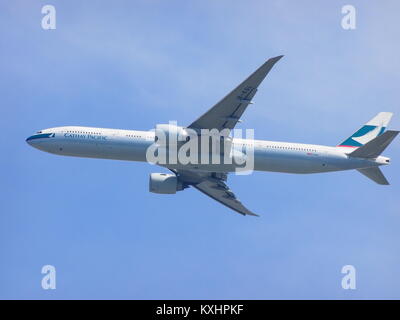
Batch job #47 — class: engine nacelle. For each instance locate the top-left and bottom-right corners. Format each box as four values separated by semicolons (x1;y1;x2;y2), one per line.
149;173;183;194
154;124;190;145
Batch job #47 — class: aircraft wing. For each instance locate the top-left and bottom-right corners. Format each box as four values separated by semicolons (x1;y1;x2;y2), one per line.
165;57;283;216
188;56;283;131
193;178;259;216
170;169;258;216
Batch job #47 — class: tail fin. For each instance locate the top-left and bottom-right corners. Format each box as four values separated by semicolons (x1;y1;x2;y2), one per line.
337;112;393;148
349;130;399;158
357;167;389;185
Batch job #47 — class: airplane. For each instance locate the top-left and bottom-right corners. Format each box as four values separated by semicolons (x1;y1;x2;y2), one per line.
26;56;398;216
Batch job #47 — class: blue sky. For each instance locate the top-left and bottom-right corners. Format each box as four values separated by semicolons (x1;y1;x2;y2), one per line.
1;0;399;299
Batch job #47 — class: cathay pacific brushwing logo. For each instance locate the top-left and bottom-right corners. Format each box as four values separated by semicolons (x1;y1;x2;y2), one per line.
351;122;385;145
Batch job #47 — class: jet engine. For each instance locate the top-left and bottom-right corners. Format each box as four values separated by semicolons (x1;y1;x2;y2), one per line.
154;124;190;145
149;173;184;194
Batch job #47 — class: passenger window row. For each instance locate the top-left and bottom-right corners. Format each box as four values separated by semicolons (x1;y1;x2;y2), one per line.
265;145;316;152
65;130;101;135
234;142;316;153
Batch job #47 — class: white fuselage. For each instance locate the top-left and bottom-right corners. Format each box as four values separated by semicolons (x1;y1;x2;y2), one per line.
26;126;388;174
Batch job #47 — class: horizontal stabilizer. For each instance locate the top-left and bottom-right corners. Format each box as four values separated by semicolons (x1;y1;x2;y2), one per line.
357;167;389;185
349;130;399;158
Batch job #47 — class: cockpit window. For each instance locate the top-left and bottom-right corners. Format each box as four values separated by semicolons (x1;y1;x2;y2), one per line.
36;131;42;134
26;132;54;142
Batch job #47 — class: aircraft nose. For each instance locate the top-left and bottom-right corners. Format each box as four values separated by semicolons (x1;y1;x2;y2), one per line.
26;132;55;150
26;135;35;145
26;134;43;147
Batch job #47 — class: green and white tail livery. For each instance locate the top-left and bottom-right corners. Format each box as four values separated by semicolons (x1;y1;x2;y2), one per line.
337;112;398;185
338;112;393;148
